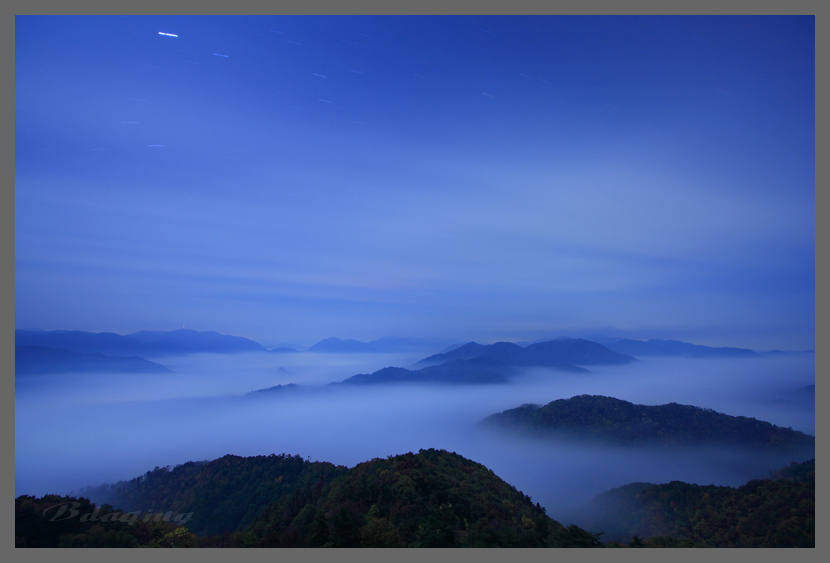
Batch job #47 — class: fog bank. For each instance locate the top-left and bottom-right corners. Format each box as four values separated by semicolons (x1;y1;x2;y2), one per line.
15;351;814;527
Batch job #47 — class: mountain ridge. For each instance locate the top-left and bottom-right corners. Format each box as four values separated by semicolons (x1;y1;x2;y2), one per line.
307;336;458;353
483;394;815;451
15;329;266;357
605;338;757;358
15;345;173;375
416;338;636;368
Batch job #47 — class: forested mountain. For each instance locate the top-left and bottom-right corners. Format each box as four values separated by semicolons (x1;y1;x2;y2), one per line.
15;345;172;375
15;329;266;357
244;448;601;547
79;455;347;537
17;454;814;548
71;449;602;547
415;339;635;368
577;459;814;547
483;395;815;451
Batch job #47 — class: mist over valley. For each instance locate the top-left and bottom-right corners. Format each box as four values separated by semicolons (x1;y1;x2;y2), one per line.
15;330;815;530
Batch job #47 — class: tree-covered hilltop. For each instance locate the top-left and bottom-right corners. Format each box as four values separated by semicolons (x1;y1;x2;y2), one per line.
578;459;814;547
65;449;602;548
483;395;815;451
243;448;600;547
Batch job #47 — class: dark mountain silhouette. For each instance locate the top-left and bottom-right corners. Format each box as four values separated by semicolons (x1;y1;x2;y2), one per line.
484;395;815;451
15;329;266;357
15;346;172;375
306;336;457;353
126;329;266;354
15;329;166;357
75;449;602;547
416;338;635;368
605;338;757;358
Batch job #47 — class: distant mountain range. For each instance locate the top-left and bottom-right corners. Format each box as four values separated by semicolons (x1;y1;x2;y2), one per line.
246;383;301;397
415;339;636;368
334;360;513;386
604;338;757;358
15;345;172;375
328;339;627;386
309;336;461;353
16;329;800;360
483;395;815;451
306;336;459;353
15;329;266;357
248;338;613;389
504;335;809;357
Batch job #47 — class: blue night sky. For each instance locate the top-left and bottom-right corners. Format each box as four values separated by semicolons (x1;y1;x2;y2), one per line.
15;15;815;350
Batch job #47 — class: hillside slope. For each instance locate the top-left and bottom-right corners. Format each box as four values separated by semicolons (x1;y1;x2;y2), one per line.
483;395;815;451
577;459;815;547
15;345;172;375
80;454;346;537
